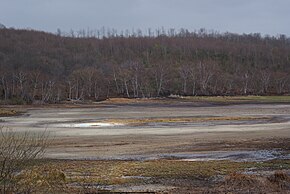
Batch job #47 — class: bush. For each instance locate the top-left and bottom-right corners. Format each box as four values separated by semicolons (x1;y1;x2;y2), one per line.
0;126;49;193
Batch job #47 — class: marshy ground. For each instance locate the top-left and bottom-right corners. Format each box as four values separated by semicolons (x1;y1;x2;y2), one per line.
1;96;290;193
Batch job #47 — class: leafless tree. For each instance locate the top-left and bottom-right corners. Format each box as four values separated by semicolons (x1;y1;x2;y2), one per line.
189;64;198;96
197;62;215;95
1;28;290;101
241;71;251;95
259;70;271;94
14;71;27;98
275;73;288;94
179;64;190;94
153;63;167;96
0;126;49;193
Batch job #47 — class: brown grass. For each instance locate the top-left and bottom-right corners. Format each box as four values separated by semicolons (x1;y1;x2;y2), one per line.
185;95;290;103
224;173;261;188
0;109;19;117
16;159;290;193
103;96;290;105
268;171;290;189
104;98;141;103
207;170;290;193
207;173;267;194
105;116;269;125
32;160;248;186
104;97;168;104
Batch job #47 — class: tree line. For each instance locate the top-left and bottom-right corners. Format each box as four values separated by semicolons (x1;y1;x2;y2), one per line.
0;28;290;104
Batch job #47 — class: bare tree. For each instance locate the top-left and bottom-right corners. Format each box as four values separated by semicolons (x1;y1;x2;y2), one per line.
241;72;250;95
275;73;288;94
153;63;167;96
130;61;142;97
0;126;49;193
259;70;271;94
14;71;27;99
29;70;41;101
179;64;190;95
1;28;290;101
189;64;198;96
0;74;9;101
197;61;215;95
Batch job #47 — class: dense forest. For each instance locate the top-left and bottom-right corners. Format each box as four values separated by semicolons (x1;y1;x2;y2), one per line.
0;27;290;104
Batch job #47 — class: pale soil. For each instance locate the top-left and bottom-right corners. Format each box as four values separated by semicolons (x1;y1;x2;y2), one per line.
1;102;290;160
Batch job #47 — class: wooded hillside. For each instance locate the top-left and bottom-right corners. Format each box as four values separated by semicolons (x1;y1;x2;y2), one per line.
0;28;290;103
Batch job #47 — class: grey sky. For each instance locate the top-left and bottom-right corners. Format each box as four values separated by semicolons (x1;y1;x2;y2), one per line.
0;0;289;35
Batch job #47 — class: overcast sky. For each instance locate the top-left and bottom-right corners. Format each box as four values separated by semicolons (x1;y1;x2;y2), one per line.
0;0;289;36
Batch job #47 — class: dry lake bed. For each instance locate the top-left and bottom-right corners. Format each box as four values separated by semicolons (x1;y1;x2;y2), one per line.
1;99;290;193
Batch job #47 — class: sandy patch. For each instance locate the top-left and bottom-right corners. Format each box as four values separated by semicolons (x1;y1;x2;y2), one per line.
55;122;123;128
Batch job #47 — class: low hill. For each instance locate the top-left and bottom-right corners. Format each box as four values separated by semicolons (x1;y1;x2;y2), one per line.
0;28;290;103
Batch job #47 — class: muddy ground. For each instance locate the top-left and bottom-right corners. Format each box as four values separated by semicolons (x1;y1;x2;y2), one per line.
1;100;290;193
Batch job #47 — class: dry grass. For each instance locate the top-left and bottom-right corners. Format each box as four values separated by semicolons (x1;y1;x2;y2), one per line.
224;173;261;188
103;97;171;105
105;116;269;125
32;160;290;184
15;159;290;193
208;173;267;194
33;160;248;186
207;171;290;194
0;109;19;117
126;160;247;179
185;95;290;103
103;96;290;105
268;171;290;189
13;167;67;193
104;98;141;104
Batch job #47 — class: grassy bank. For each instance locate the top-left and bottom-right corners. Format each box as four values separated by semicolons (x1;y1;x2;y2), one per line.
103;96;290;105
184;95;290;103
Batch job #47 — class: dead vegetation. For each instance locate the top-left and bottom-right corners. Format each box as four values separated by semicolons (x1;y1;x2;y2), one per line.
185;95;290;103
0;127;51;193
0;109;19;117
104;98;143;104
206;171;290;194
13;167;67;193
103;96;290;105
218;173;264;193
18;159;288;193
0;155;288;193
268;171;290;190
105;116;269;125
